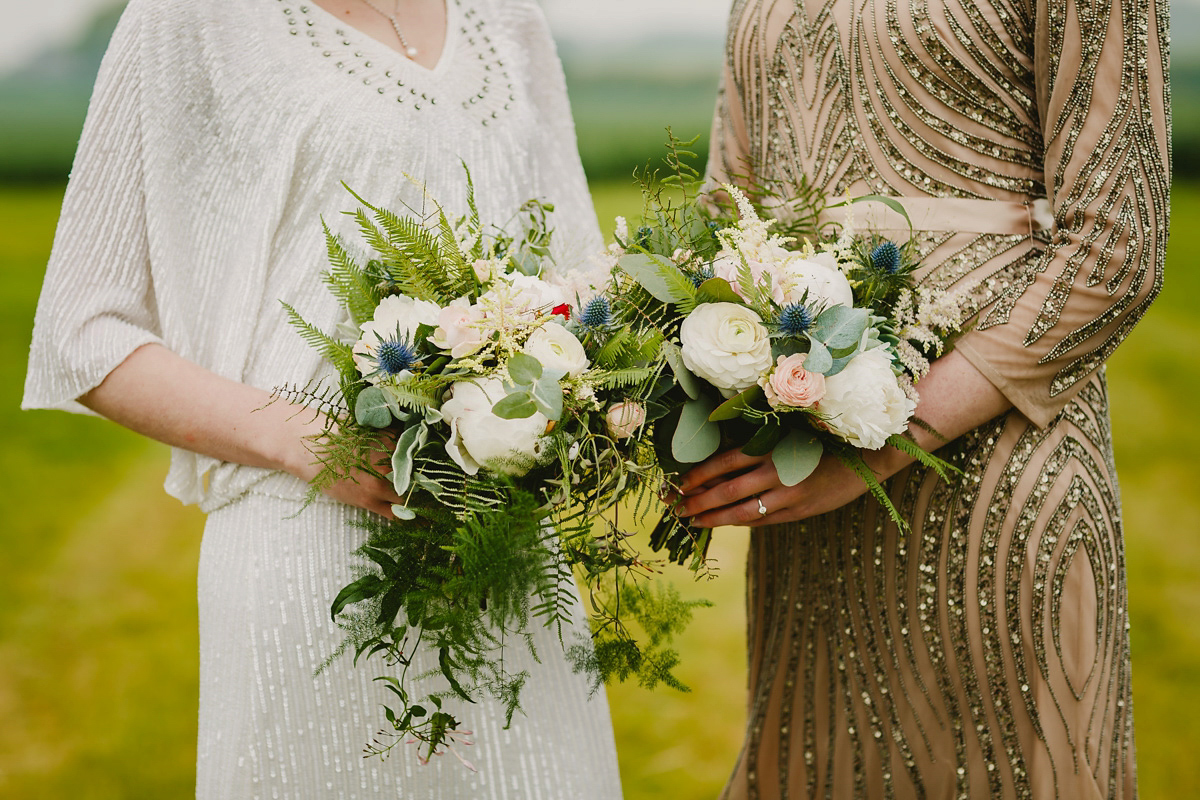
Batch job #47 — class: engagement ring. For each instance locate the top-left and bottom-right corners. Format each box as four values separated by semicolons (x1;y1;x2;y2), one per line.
756;497;768;517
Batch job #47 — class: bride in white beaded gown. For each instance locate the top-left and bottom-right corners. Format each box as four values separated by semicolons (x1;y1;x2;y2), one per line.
22;0;623;797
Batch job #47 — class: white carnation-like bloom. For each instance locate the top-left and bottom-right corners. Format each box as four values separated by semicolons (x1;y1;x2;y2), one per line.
680;302;774;396
778;254;855;309
816;348;916;450
441;378;548;476
522;321;589;377
352;294;441;382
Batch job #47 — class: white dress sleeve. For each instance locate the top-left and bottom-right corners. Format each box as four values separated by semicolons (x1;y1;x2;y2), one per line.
22;1;163;415
501;0;605;289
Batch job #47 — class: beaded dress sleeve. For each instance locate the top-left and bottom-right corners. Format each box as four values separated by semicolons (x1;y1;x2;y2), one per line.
22;2;162;415
953;0;1171;426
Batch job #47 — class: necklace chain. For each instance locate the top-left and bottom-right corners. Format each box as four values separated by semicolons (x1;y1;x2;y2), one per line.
358;0;420;58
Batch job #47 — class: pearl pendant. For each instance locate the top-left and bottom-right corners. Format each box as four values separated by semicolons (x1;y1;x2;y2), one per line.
406;46;419;58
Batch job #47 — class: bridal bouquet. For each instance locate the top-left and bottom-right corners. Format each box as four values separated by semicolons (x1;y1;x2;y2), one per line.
590;140;966;564
279;177;704;766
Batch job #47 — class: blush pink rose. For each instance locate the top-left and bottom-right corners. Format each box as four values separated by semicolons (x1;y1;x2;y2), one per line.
605;401;648;439
761;353;826;408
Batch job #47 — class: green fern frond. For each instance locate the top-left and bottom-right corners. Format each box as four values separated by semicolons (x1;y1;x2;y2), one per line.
281;301;357;379
322;222;379;325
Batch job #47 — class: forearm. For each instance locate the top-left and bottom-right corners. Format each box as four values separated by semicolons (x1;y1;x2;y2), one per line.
79;343;319;479
866;348;1012;479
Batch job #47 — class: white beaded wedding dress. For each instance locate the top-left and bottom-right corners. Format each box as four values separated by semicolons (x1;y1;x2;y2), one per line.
22;0;623;797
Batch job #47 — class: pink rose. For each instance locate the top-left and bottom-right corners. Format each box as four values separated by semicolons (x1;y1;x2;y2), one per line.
430;297;487;358
711;253;788;304
605;401;648;439
761;353;826;408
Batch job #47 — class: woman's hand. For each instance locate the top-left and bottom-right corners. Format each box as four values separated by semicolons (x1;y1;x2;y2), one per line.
283;428;405;520
666;349;1015;528
668;448;882;528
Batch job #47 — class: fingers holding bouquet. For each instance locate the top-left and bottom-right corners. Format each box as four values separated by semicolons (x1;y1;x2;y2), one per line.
672;448;871;529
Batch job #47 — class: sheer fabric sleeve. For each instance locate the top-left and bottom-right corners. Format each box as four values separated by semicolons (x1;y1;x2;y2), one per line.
954;0;1171;427
502;0;602;279
22;2;163;415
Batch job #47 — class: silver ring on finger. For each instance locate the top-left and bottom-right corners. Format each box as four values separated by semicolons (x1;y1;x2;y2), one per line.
756;496;768;517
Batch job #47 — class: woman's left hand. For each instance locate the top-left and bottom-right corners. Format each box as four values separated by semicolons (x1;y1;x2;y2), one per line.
668;448;879;528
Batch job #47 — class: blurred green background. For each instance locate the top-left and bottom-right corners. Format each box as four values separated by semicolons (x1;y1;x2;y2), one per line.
2;4;1198;798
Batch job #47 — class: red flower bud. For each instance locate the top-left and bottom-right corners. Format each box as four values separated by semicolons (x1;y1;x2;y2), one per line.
552;303;571;319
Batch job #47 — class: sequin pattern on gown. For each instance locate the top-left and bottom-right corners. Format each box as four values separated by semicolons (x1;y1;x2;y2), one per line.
707;0;1169;795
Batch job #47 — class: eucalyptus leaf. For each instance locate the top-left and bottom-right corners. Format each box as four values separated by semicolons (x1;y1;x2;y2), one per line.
389;504;417;521
354;386;394;428
709;385;762;422
742;422;785;457
697;277;742;304
507;352;543;385
813;305;870;350
530;374;565;421
390;423;428;496
805;339;834;374
492;392;539;419
772;430;823;487
662;340;701;400
672;396;721;463
618;253;690;304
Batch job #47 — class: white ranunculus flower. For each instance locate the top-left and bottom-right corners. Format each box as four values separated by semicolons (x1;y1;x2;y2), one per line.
816;348;916;450
679;302;774;396
522;321;589;377
353;294;441;382
778;255;855;309
441;378;548;476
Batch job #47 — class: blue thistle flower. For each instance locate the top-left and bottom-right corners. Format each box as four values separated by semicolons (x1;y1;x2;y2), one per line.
706;220;722;241
689;265;715;287
375;336;418;376
778;303;814;336
634;226;654;248
581;295;613;329
870;241;901;274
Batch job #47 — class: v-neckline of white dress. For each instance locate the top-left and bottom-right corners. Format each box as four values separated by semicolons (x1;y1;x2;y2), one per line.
301;0;460;78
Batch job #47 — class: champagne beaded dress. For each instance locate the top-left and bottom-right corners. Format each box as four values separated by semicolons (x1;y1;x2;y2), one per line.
22;0;622;796
707;0;1170;796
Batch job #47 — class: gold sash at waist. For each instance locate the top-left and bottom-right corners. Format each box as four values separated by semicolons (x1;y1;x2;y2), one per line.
819;196;1054;236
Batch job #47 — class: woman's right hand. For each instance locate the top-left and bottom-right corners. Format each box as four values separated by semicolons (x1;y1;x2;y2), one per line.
282;422;405;519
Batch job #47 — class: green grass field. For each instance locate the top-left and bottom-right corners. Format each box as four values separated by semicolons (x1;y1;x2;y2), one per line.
1;182;1198;798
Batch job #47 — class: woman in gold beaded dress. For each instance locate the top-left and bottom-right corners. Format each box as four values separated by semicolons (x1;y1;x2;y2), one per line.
670;0;1170;796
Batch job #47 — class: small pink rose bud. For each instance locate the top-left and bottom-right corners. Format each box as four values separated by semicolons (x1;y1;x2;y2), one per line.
606;401;647;439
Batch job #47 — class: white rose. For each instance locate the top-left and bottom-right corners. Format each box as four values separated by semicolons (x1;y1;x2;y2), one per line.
778;255;855;309
441;378;548;476
680;302;774;396
502;274;568;316
816;348;916;450
352;294;441;382
431;297;487;358
523;321;589;377
606;402;647;439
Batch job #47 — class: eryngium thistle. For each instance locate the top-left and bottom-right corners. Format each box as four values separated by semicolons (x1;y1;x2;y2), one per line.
778;303;814;336
581;295;613;329
870;241;901;274
376;337;418;376
689;264;715;287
